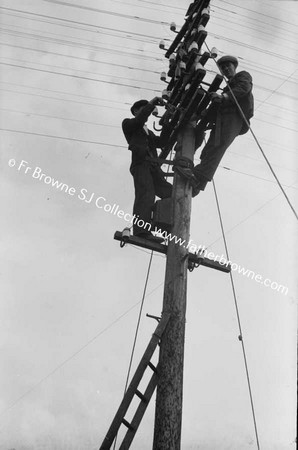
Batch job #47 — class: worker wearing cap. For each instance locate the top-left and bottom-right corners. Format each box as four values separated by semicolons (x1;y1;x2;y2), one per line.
191;55;254;196
122;97;172;239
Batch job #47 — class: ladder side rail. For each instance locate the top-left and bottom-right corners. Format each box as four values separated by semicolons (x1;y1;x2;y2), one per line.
119;368;159;450
99;314;170;449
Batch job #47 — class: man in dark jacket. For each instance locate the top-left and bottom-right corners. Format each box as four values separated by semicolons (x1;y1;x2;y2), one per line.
188;55;254;196
122;97;172;239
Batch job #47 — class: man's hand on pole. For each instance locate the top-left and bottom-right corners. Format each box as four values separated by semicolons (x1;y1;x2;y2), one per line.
150;96;166;106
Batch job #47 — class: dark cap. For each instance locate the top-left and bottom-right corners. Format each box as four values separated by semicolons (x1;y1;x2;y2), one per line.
217;55;238;68
131;99;148;114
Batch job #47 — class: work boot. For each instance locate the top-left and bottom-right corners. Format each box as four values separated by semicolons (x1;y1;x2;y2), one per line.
191;174;209;197
192;183;202;197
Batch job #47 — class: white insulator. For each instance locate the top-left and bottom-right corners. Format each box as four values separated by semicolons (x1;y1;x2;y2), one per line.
169;53;176;65
152;107;159;116
162;89;171;99
159;40;166;50
188;42;199;52
170;22;176;32
185;83;191;91
179;61;186;70
160;71;167;82
198;25;205;32
210;47;218;58
201;7;210;16
195;62;204;71
192;12;198;19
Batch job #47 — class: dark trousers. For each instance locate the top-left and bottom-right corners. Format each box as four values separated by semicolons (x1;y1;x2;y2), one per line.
194;112;244;186
131;162;172;236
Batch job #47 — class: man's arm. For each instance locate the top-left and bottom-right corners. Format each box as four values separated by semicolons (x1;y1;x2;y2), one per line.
122;97;164;136
223;71;253;102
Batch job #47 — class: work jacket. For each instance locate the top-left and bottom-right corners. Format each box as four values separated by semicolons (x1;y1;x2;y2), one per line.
221;70;254;134
122;103;165;172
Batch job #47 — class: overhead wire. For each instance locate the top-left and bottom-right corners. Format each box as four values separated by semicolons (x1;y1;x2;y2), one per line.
1;58;297;131
1;19;297;100
0;9;166;44
0;107;120;129
2;37;297;91
0;22;163;56
0;127;127;147
225;150;298;174
0;55;162;88
205;186;294;252
0;87;129;112
109;0;183;16
0;62;161;92
219;166;298;189
122;0;185;12
0;27;164;62
2;4;298;69
0;132;289;190
210;12;298;47
41;0;171;26
1;123;295;185
1;7;297;82
193;156;297;189
0;42;161;76
0;6;172;42
216;0;298;28
0;80;131;107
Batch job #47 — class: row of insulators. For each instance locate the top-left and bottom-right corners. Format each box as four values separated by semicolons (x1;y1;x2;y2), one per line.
160;46;218;81
157;3;212;101
159;46;218;101
159;24;205;53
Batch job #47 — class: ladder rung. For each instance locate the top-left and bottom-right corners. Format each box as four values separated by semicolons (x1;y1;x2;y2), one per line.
122;418;135;431
135;389;148;403
148;362;157;373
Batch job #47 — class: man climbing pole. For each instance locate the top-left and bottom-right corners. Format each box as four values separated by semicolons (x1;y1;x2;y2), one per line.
178;55;254;196
122;97;172;240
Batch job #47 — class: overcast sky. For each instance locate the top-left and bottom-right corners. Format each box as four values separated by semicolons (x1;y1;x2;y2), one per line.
0;0;297;449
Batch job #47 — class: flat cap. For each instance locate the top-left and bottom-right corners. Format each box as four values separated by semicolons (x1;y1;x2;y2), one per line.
217;55;238;68
131;99;148;114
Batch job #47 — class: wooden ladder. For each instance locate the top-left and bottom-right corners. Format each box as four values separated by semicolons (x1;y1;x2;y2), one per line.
99;313;170;450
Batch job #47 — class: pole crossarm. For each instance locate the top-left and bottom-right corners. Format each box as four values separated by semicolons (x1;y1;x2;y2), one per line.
114;231;231;274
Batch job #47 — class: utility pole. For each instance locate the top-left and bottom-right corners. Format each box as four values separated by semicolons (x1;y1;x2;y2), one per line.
153;124;195;449
101;1;231;448
153;1;214;447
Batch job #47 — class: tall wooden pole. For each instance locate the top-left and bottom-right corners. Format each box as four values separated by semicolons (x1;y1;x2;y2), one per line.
153;122;196;449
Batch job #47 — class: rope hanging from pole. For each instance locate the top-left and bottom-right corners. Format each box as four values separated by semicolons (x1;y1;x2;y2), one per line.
212;179;261;450
113;250;154;450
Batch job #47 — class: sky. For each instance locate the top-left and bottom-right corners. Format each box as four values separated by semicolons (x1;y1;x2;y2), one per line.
0;0;297;449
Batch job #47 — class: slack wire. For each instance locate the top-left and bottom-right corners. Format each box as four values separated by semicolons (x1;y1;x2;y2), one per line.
113;250;154;450
204;42;298;222
212;180;261;450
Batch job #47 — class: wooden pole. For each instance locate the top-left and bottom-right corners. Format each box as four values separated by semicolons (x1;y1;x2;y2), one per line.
153;122;196;449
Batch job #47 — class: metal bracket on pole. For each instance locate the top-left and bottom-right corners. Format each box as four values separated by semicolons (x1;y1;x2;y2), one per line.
146;313;161;323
